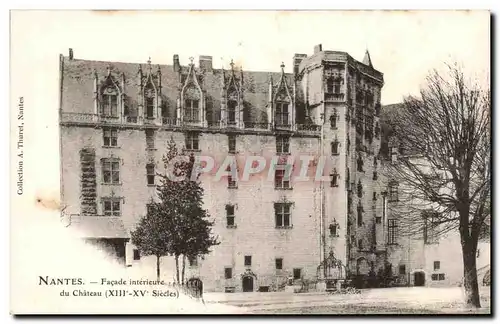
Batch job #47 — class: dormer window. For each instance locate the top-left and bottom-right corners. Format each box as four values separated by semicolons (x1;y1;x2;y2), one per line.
275;102;289;126
184;99;200;122
101;87;118;117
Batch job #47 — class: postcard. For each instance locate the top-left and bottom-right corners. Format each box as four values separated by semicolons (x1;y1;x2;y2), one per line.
10;10;491;315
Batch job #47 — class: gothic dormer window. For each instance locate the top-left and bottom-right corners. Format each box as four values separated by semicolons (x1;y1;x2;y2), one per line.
181;57;203;124
225;60;242;127
138;60;162;121
101;86;118;117
273;62;293;128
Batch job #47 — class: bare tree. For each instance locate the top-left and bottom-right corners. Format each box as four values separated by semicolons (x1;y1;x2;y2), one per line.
383;63;490;308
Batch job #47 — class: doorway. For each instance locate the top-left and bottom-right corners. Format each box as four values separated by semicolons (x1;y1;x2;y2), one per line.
242;276;254;292
414;271;425;286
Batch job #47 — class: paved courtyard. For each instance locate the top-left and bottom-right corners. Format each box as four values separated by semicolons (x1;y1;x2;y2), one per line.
203;287;491;314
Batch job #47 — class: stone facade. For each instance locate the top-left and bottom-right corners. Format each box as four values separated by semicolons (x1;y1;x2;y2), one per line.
59;45;387;292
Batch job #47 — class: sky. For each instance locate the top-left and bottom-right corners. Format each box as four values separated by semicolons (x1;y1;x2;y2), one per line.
11;10;490;105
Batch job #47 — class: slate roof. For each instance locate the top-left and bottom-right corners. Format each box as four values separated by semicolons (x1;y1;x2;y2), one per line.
60;56;296;124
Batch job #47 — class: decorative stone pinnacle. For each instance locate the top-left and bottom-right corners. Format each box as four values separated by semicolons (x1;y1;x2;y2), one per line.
230;59;235;69
147;57;151;65
281;62;285;69
189;57;194;64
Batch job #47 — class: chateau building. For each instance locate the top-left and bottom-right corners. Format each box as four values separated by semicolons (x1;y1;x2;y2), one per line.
59;44;389;292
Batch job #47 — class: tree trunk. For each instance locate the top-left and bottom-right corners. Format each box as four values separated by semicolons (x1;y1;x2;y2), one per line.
156;255;161;282
175;255;180;285
182;255;186;285
461;240;481;308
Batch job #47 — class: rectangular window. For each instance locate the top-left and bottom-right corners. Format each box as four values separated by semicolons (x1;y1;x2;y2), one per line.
227;174;237;189
185;132;200;150
357;156;364;172
438;273;445;281
329;223;338;236
399;265;406;275
189;256;198;267
434;261;440;271
184;99;200;122
146;97;154;118
327;79;334;94
146;164;155;185
373;192;377;201
226;205;235;227
102;159;120;184
274;169;290;189
331;141;339;155
145;129;155;149
275;102;289;125
388;219;397;244
330;114;337;128
431;274;438;281
102;93;118;117
133;249;141;261
357;205;363;227
276;136;290;154
103;128;118;147
275;258;283;270
389;182;399;202
228;134;236;153
103;198;121;216
330;173;338;187
274;203;292;228
293;268;302;280
227;100;237;124
224;267;232;279
373;171;378;180
244;255;252;267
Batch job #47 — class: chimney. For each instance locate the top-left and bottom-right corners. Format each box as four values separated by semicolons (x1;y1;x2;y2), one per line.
69;48;74;60
173;54;180;73
293;53;307;75
313;44;322;54
199;55;213;72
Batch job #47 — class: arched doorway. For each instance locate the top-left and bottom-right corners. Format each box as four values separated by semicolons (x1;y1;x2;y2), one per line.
186;277;203;299
414;271;425;286
242;276;254;292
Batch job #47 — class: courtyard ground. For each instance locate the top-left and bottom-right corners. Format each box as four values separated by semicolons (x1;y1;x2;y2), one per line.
203;287;491;314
